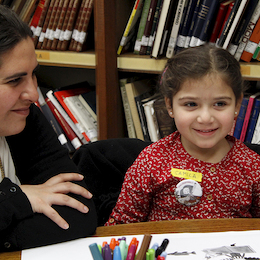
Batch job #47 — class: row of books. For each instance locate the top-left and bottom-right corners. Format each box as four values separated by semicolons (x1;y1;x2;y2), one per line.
118;0;260;62
37;84;97;153
1;0;94;52
233;83;260;144
120;77;177;142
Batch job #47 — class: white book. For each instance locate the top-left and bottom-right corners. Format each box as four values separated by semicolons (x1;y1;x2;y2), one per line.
143;99;160;142
64;95;98;142
46;90;87;144
166;0;188;58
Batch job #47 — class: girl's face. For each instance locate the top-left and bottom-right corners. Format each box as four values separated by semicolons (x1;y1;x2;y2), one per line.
0;37;39;136
165;74;242;159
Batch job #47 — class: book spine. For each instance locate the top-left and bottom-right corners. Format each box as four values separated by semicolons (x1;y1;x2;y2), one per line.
166;0;187;58
46;90;86;144
233;97;249;140
117;0;144;55
143;100;160;142
64;95;98;142
33;0;51;47
120;80;137;139
56;0;74;51
36;0;56;49
240;17;260;62
176;0;197;50
30;0;46;34
69;0;87;51
46;98;82;150
251;106;260;144
245;98;260;143
41;0;60;50
75;0;94;52
227;0;259;55
146;0;163;55
51;0;70;50
139;0;158;55
134;0;152;54
60;0;82;51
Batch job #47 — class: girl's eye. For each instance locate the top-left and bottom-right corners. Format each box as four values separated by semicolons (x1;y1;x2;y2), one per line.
185;102;197;107
215;101;226;107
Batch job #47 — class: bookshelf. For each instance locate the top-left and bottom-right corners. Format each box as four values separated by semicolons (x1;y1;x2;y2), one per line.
36;0;260;140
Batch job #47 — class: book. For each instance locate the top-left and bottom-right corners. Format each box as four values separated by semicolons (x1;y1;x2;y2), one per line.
68;0;87;51
60;0;82;51
134;0;152;54
240;17;260;62
32;0;51;47
51;0;70;50
117;0;144;55
189;0;219;47
29;0;46;35
36;0;56;49
56;0;74;51
45;97;82;150
253;42;260;59
120;79;137;139
239;92;260;142
46;90;87;144
184;0;201;48
233;96;249;140
166;0;188;58
146;0;163;55
151;0;174;58
245;98;260;143
208;0;233;44
143;99;160;142
40;0;60;50
37;87;75;153
11;0;27;16
45;0;65;50
19;0;38;23
75;0;94;52
64;94;98;143
153;98;176;138
125;79;155;141
217;0;249;49
54;87;93;143
139;0;158;55
175;0;198;51
227;0;259;55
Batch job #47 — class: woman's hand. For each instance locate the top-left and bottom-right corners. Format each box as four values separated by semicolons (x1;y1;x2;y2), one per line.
20;173;92;229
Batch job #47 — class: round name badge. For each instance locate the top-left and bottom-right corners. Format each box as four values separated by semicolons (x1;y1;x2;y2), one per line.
174;179;203;206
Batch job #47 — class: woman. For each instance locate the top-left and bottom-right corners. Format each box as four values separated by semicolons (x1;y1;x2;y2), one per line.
0;5;96;251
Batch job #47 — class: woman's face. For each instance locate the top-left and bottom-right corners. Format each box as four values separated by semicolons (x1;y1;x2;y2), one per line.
0;37;39;136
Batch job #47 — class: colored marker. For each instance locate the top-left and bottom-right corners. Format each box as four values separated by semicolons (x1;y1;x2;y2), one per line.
119;240;128;260
126;244;137;260
146;248;155;260
104;243;113;260
110;238;117;250
113;245;122;260
160;251;167;259
151;243;159;251
155;239;169;258
89;243;103;260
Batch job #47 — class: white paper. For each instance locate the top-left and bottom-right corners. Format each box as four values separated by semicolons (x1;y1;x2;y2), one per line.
22;230;260;260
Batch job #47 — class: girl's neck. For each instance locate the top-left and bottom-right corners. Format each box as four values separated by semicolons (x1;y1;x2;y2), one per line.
181;136;232;164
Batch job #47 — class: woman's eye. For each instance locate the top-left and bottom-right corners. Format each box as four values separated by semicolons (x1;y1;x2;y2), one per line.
8;77;21;85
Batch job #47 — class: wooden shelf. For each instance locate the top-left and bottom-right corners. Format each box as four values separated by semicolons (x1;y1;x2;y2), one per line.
35;50;96;69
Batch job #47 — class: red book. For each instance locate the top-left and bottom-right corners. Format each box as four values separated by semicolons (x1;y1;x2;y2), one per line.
60;0;82;51
45;98;82;150
209;0;234;44
30;0;46;34
240;92;260;142
51;0;70;50
241;17;260;62
33;0;51;47
36;0;56;49
54;88;91;143
75;0;94;52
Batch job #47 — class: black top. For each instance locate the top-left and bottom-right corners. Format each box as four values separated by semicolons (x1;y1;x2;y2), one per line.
0;104;97;251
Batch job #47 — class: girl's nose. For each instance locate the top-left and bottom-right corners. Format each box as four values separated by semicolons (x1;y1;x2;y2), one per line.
197;108;214;123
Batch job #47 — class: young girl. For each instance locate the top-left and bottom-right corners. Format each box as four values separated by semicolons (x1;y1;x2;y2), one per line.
105;44;260;225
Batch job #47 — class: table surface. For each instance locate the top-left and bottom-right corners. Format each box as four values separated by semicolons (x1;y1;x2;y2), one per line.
2;218;260;260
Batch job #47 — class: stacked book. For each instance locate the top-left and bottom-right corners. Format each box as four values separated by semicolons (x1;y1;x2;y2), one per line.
1;0;95;52
117;0;260;62
37;83;97;153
